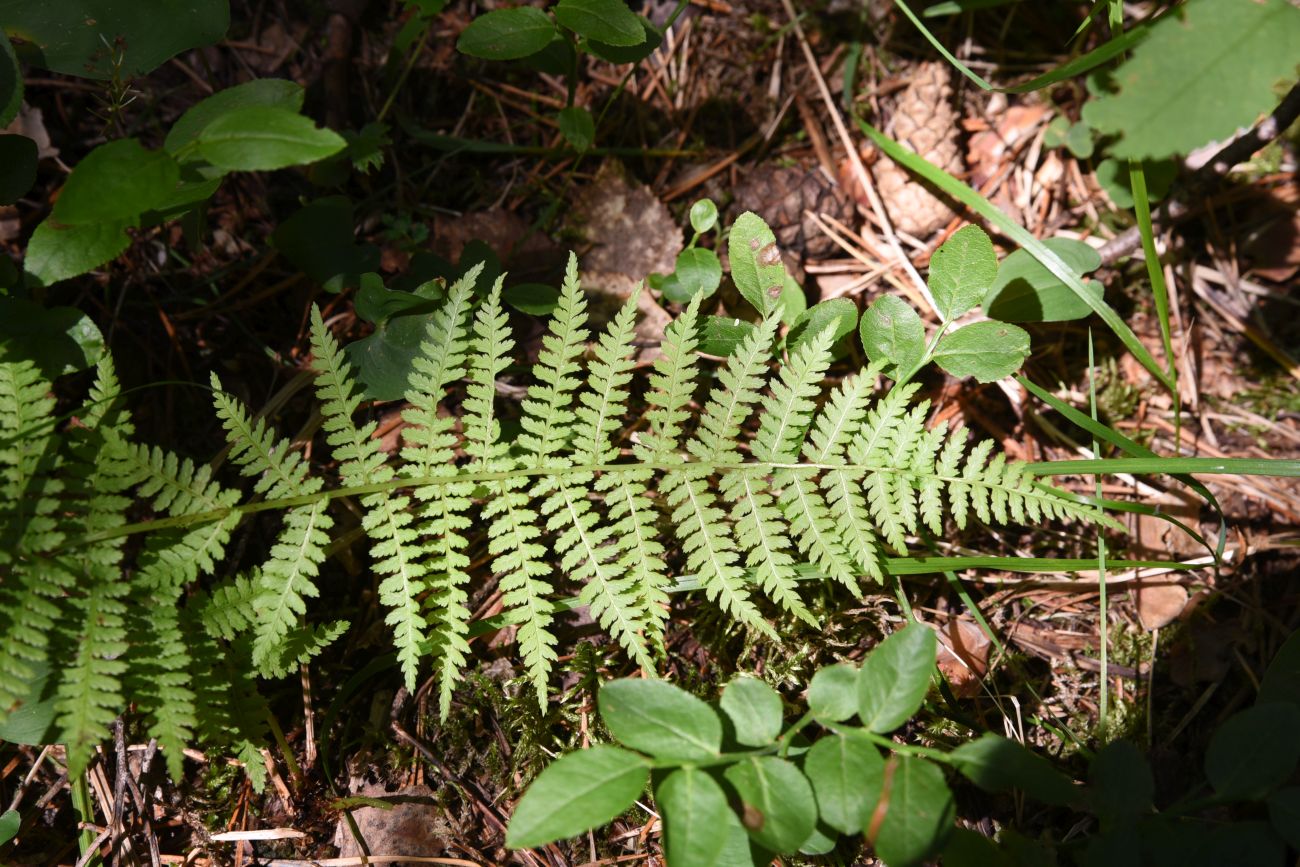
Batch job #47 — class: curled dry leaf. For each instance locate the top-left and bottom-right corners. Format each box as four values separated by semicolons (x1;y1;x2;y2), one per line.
934;617;993;698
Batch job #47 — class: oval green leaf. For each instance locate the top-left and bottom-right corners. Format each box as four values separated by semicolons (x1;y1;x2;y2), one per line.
599;678;722;760
727;211;785;317
787;298;857;355
1258;627;1300;710
857;622;936;733
554;0;644;46
504;282;561;316
698;316;756;357
949;734;1078;807
665;248;722;303
0;298;105;379
24;218;132;286
1205;703;1300;801
656;767;732;867
720;676;783;746
859;295;924;373
506;745;649;849
1087;740;1153;828
723;756;817;854
0;809;18;846
457;7;557;60
804;733;883;834
166;78;305;155
807;663;859;723
557;105;595;152
52;138;179;225
865;756;956;867
586;16;661;63
982;238;1103;323
690;198;719;234
928;224;997;321
197;106;346;172
932;320;1031;383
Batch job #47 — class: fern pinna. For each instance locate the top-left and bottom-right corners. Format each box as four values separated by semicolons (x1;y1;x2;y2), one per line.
0;252;1108;781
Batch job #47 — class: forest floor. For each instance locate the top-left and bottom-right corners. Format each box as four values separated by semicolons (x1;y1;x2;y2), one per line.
3;0;1299;864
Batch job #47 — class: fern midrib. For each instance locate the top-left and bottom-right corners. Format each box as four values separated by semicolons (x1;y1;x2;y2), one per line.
66;462;1090;548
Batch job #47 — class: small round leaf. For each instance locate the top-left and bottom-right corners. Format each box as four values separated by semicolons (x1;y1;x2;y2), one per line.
506;746;649;849
599;679;722;760
928;225;997;321
457;7;557;60
932;320;1031;383
557;106;595;152
807;663;859;722
723;757;817;854
52;138;179;225
553;0;645;46
1205;703;1300;800
859;295;924;373
858;622;936;733
656;767;732;867
803;733;883;834
690;198;719;233
720;677;783;746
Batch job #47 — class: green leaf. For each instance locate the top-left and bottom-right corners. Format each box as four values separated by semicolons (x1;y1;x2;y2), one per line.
1205;703;1300;800
585;16;662;63
196;106;346;171
1088;740;1153;829
457;7;557;60
656;767;732;867
1095;158;1176;211
599;679;722;760
720;677;783;746
24;218;132;286
554;0;644;46
807;663;859;722
698;316;756;357
506;745;649;849
933;320;1031;382
345;277;447;401
0;29;20;127
504;282;561;316
941;827;1008;867
786;298;857;355
1267;787;1300;850
865;756;956;867
557;106;595;152
803;733;883;834
857;622;936;733
690;199;719;234
859;295;925;373
165;78;305;155
52;139;179;225
0;298;105;378
0;659;56;746
0;134;36;204
655;248;722;304
0;0;229;78
270;196;380;292
1257;627;1300;710
723;756;817;853
928;225;997;320
0;809;18;846
1081;0;1300;159
949;734;1078;807
728;212;786;317
983;238;1103;323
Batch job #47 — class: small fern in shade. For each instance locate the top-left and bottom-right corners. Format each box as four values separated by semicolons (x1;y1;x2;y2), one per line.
0;247;1110;784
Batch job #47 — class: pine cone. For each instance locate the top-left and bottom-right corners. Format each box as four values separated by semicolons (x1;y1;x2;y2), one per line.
731;165;853;260
871;61;963;238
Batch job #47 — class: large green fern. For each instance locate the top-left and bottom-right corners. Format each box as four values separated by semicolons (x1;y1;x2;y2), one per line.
0;243;1111;781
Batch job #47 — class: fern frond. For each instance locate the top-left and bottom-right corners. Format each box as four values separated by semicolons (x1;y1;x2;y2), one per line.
127;600;196;780
212;373;320;500
636;295;702;461
802;365;880;465
466;281;556;704
520;253;587;462
199;575;259;640
687;312;778;464
56;568;129;777
402;270;478;717
251;500;334;675
0;360;63;559
780;471;862;594
722;468;816;625
312;307;427;689
754;326;835;464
